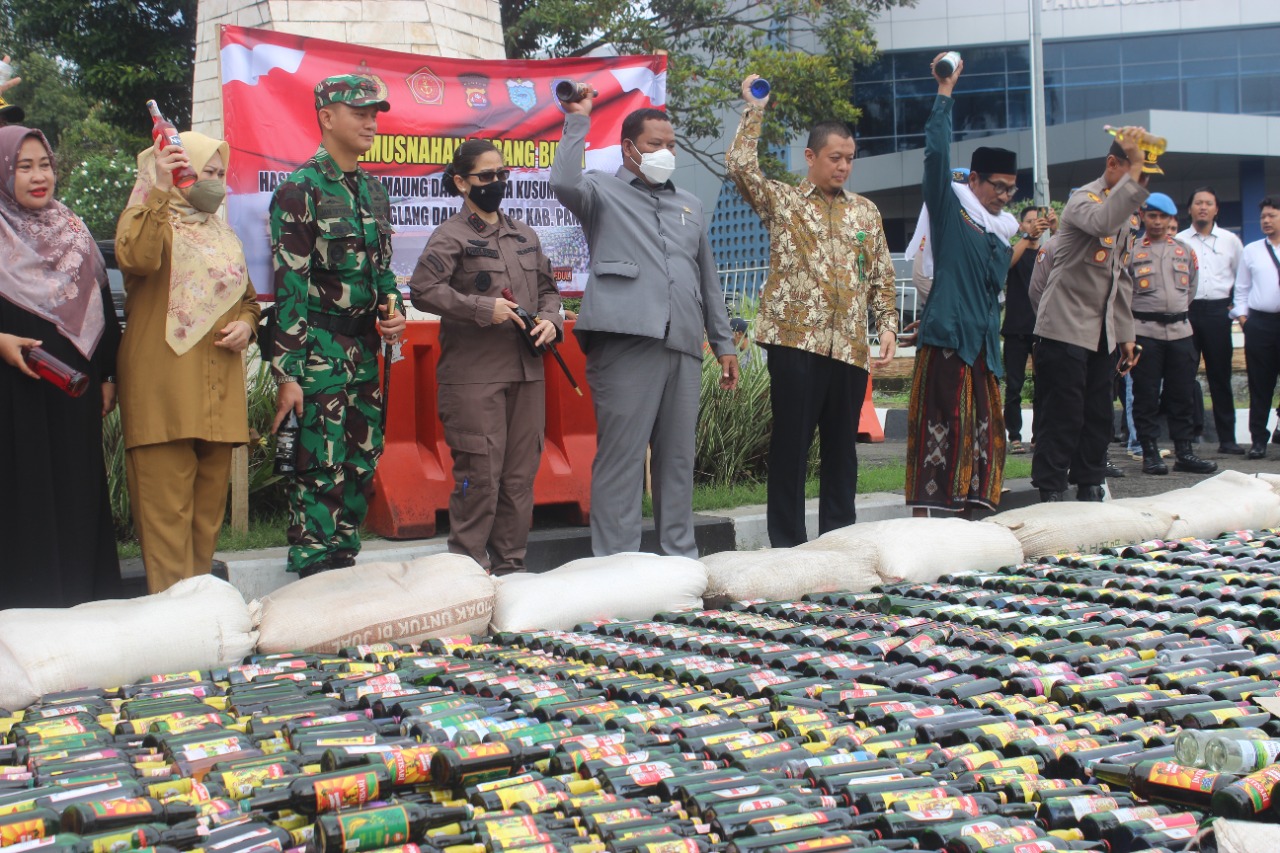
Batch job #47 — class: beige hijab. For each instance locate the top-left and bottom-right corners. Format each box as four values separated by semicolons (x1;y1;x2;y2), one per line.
127;132;248;355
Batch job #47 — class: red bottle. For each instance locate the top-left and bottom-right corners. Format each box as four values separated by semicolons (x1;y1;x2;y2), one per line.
146;99;197;188
23;347;88;397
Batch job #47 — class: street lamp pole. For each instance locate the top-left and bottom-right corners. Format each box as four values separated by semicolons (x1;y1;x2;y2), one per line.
1029;0;1050;205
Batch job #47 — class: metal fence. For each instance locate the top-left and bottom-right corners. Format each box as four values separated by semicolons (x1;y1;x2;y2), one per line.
719;260;919;346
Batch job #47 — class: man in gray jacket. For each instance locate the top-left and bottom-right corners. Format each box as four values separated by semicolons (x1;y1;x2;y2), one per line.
1031;127;1149;502
550;91;738;558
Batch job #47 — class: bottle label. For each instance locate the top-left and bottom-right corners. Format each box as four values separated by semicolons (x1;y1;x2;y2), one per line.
1106;807;1161;823
1207;707;1246;723
775;835;857;853
967;826;1041;845
455;743;513;760
1139;813;1199;831
1009;841;1057;853
86;799;156;819
0;819;50;847
313;770;380;812
752;812;828;833
1068;796;1119;820
1146;761;1221;793
336;805;411;851
1230;765;1280;812
1238;740;1280;772
89;828;150;853
733;796;788;812
2;839;55;853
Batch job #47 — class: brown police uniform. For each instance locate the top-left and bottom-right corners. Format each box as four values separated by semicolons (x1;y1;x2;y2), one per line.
409;210;562;572
1031;174;1148;494
1127;235;1201;444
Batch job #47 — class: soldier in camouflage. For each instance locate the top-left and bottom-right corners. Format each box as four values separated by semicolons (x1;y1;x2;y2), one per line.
269;74;406;577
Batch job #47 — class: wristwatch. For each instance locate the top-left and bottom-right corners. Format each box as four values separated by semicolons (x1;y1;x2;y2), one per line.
275;375;298;386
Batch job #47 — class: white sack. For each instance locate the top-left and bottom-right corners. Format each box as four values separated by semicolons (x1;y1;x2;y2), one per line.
490;553;707;632
986;502;1175;559
702;548;879;602
806;517;1024;583
1112;470;1280;540
0;575;255;711
252;554;494;654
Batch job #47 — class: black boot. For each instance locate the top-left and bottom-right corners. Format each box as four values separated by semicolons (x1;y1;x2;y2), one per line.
1141;439;1168;475
1039;488;1066;502
1174;440;1218;474
1076;484;1105;502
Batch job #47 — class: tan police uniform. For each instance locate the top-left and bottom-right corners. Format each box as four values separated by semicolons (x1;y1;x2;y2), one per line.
409;210;562;572
1030;173;1148;494
1127;234;1201;445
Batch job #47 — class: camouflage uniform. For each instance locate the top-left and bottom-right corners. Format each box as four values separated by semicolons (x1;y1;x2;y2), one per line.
269;75;396;573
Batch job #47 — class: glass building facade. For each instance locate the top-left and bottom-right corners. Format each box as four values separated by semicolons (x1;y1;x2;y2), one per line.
852;26;1280;156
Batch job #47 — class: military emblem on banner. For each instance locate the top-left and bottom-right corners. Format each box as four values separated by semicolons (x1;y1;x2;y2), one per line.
407;66;444;105
460;73;490;109
506;77;537;113
354;60;390;102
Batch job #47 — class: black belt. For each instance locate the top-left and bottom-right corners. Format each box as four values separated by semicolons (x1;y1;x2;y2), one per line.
1192;297;1232;307
1133;310;1188;324
310;312;377;336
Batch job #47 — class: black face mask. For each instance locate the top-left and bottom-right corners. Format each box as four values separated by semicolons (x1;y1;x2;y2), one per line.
468;180;507;214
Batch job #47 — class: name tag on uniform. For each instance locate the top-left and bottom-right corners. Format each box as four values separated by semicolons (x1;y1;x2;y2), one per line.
317;198;355;219
464;246;500;258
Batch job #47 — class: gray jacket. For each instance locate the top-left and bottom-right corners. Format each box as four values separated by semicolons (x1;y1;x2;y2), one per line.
1035;173;1148;352
550;113;734;359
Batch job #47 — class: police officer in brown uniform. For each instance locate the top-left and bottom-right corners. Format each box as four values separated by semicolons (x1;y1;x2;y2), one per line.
1127;192;1217;476
409;139;562;574
1031;129;1148;502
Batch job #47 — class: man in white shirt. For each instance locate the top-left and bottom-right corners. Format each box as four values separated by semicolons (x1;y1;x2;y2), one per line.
1232;196;1280;459
1178;187;1244;454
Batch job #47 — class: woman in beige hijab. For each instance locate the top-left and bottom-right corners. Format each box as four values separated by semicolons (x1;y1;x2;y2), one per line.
116;132;260;594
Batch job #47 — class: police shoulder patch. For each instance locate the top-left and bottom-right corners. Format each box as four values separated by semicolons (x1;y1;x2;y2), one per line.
425;253;445;274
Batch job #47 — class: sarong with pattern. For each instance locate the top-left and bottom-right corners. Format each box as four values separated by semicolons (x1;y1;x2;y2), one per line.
905;345;1006;512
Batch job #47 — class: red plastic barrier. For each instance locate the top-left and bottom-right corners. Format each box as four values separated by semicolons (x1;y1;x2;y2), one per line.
367;320;594;539
857;378;884;443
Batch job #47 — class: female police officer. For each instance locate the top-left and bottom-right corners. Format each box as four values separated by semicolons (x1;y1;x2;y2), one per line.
409;140;562;574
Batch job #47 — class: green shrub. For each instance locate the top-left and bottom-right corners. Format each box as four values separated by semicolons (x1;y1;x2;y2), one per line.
60;153;137;240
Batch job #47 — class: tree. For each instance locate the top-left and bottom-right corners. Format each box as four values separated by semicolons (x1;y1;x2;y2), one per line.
501;0;910;180
7;0;197;133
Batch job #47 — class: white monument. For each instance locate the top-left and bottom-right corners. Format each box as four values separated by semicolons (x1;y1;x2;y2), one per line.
192;0;505;135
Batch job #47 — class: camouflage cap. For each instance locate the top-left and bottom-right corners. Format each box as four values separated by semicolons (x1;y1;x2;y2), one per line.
314;74;390;112
0;96;24;125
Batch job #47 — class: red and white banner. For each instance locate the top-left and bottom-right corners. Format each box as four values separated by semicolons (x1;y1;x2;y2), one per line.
219;25;668;296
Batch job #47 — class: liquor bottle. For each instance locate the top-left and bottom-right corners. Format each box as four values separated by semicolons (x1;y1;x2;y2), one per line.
1103;125;1167;157
1204;736;1280;773
246;766;391;815
60;798;197;835
146;100;197;188
1208;764;1280;819
0;808;62;845
430;741;553;789
274;411;300;476
554;81;592;103
22;348;89;398
1093;759;1236;810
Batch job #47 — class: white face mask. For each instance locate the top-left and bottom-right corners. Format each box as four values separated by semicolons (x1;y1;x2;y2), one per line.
629;144;676;184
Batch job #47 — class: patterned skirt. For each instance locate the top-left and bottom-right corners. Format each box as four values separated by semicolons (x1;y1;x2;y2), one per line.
905;345;1006;511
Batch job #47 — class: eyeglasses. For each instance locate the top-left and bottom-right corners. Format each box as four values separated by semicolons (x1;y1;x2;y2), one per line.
465;169;511;183
983;177;1018;199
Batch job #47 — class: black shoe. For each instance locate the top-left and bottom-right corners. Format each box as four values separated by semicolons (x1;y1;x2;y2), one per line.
1141;439;1168;475
211;559;229;581
331;553;357;569
1039;488;1066;502
297;560;333;579
1105;460;1125;479
1076;484;1105;502
1219;442;1246;455
1249;443;1268;460
1173;440;1217;474
1272;428;1280;445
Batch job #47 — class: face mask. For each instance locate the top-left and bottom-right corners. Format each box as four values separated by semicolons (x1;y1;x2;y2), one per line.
629;144;676;185
468;180;507;214
186;179;225;213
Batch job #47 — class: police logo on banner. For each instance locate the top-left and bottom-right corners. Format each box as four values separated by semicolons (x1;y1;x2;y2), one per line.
460;73;490;109
506;78;537;113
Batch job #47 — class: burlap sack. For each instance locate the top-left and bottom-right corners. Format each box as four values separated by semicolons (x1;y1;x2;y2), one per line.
805;517;1024;583
1112;470;1280;540
702;548;880;602
0;575;255;711
985;502;1175;559
491;553;707;632
252;554;494;653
